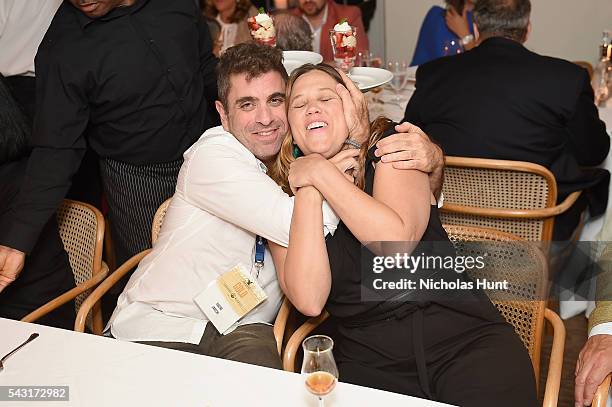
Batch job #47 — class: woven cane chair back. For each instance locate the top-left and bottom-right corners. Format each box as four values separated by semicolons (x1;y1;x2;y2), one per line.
151;198;172;245
441;157;556;241
56;200;104;328
443;224;548;378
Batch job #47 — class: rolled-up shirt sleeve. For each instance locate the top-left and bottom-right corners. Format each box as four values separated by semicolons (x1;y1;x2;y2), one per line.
0;48;89;253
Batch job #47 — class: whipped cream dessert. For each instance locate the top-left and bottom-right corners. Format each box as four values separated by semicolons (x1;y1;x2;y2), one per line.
331;19;357;59
248;9;276;42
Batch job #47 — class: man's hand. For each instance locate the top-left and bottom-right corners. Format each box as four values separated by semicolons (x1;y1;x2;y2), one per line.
335;68;370;145
374;122;444;198
575;334;612;406
374;122;442;172
445;5;471;39
0;245;26;293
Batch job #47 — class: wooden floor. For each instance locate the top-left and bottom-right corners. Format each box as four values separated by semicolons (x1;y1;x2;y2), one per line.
539;314;588;407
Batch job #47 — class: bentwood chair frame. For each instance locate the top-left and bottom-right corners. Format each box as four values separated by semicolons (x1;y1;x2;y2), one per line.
279;225;566;407
74;197;291;357
22;199;108;334
441;156;582;242
74;197;173;333
593;374;611;407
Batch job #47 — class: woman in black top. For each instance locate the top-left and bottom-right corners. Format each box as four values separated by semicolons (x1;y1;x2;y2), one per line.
268;64;537;406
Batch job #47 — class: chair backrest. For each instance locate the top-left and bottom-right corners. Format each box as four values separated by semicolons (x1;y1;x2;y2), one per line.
151;198;172;245
56;200;105;322
441;156;557;241
443;224;548;381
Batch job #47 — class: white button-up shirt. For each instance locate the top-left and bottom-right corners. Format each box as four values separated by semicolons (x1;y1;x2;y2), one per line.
108;126;339;343
302;3;328;55
0;0;62;77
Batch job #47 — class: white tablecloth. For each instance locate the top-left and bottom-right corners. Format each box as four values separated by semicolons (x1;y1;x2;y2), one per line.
0;318;454;407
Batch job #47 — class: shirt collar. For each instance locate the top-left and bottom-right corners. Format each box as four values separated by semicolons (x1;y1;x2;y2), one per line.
73;0;149;29
302;3;328;33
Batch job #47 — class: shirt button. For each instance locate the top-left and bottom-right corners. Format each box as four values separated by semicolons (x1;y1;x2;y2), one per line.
167;68;171;73
149;39;154;44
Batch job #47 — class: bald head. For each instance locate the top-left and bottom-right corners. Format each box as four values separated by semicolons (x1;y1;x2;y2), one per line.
474;0;531;43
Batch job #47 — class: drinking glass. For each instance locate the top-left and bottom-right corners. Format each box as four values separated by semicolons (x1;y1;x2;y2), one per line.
387;60;409;104
330;26;358;73
356;50;371;67
302;335;339;407
442;39;464;57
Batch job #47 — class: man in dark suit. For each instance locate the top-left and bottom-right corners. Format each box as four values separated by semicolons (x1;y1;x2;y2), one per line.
403;0;610;241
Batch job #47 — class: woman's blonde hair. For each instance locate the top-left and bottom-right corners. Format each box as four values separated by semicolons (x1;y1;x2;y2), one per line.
268;63;392;195
202;0;253;23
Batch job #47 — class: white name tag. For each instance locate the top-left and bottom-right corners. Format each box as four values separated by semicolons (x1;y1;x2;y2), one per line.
194;264;267;335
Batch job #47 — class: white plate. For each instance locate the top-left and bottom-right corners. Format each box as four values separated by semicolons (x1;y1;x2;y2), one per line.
282;51;323;75
347;67;393;92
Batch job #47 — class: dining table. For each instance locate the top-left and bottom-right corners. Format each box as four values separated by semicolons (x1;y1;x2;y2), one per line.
0;318;455;407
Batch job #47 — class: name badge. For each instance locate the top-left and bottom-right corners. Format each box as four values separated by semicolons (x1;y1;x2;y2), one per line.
194;264;267;335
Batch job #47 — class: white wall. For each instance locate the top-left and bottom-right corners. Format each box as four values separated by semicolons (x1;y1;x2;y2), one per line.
379;0;612;66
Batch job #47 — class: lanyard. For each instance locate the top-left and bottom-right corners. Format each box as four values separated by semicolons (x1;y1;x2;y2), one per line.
254;235;267;278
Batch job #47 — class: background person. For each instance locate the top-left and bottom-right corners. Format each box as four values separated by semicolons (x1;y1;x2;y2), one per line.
272;10;313;51
411;0;476;66
0;0;220;321
202;0;258;53
0;74;74;330
292;0;369;62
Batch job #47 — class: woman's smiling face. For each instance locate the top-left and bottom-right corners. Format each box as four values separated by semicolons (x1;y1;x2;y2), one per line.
287;69;349;158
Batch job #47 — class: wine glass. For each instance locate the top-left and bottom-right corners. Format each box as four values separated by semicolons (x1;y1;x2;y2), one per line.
387;60;409;104
329;26;358;73
442;39;464;56
302;335;339;407
356;50;371;67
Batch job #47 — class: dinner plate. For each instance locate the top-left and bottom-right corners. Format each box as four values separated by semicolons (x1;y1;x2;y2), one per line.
347;67;393;92
282;51;323;75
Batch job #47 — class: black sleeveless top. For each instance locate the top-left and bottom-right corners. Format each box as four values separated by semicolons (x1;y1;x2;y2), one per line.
324;126;499;322
324;127;449;317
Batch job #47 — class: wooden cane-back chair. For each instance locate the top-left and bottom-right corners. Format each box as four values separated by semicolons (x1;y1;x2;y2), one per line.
281;225;565;407
441;156;582;241
443;225;564;407
151;198;172;245
22;199;108;334
75;196;290;359
74;197;172;332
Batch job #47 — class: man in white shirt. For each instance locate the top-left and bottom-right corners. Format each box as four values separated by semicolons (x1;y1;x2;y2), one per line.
575;244;612;406
0;0;62;121
108;43;444;368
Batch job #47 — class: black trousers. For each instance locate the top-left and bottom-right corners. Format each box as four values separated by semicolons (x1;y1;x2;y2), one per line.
98;157;182;320
335;302;538;407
